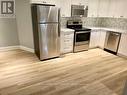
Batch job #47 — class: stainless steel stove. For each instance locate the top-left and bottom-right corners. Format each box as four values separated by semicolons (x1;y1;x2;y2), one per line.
67;20;91;52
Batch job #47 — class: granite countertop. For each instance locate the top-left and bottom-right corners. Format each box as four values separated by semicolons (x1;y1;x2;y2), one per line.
61;27;127;34
85;26;127;34
61;28;75;32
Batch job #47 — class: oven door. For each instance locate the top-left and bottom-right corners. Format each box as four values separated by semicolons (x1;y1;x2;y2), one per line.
75;31;90;46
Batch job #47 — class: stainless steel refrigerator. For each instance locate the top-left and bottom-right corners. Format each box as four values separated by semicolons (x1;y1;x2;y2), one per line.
31;4;60;60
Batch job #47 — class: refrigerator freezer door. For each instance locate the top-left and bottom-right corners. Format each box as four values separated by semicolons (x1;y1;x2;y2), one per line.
37;6;59;23
38;23;60;60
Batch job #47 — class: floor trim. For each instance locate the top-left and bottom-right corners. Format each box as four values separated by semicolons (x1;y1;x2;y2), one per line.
20;46;34;53
0;46;20;52
0;46;34;53
117;53;127;59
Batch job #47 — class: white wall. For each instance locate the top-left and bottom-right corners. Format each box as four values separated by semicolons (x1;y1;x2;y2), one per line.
0;18;19;47
0;0;34;49
15;0;34;49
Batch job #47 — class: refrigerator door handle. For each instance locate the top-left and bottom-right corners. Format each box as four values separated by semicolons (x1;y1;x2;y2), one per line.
58;25;60;37
58;8;61;37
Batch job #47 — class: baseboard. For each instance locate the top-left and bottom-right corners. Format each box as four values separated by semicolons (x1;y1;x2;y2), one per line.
117;53;127;59
0;45;34;53
0;46;20;52
20;46;34;53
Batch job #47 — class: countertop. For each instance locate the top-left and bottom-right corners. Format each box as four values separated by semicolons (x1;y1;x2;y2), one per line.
61;28;75;32
85;26;127;34
61;27;127;34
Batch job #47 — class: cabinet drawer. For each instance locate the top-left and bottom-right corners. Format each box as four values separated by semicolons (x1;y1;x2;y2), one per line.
60;32;74;54
64;34;74;38
63;39;73;43
63;46;73;51
61;45;73;53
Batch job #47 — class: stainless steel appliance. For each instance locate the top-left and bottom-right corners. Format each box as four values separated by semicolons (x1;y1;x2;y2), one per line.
31;4;60;60
104;31;121;55
67;20;91;52
71;5;88;17
123;81;127;95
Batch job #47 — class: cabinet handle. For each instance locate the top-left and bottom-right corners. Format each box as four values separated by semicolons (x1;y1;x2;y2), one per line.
111;33;120;36
42;1;46;3
120;16;123;18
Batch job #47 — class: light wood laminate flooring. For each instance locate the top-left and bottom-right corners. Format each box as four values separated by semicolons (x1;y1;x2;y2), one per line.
0;49;127;95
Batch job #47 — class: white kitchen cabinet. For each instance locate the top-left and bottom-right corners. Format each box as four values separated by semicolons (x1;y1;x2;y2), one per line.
98;0;110;17
59;0;71;17
90;29;106;49
108;0;121;18
71;0;80;5
118;33;127;56
88;0;99;17
117;0;127;18
30;0;71;17
100;0;126;18
71;0;88;5
123;0;127;18
88;0;127;18
89;30;100;48
98;30;107;49
30;0;54;4
60;28;74;54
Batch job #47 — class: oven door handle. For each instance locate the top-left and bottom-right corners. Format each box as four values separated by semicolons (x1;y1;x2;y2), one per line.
76;31;90;34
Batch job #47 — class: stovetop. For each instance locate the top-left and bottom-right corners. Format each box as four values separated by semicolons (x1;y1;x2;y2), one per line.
74;28;91;31
68;27;91;32
66;20;91;32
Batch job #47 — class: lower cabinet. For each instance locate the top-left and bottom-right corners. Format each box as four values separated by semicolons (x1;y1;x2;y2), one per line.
118;33;127;56
90;29;107;49
98;30;107;49
60;29;74;54
89;30;100;48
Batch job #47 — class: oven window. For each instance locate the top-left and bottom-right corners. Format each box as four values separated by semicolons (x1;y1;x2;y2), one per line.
76;32;90;42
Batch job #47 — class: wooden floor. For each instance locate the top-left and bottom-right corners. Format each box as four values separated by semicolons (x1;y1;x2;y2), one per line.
0;49;127;95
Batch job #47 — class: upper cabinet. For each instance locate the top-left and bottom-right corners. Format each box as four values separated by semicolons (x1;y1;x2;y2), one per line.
30;0;88;17
30;0;55;4
59;0;71;17
88;0;127;18
71;0;88;5
122;0;127;18
88;0;99;17
98;0;110;17
108;0;127;18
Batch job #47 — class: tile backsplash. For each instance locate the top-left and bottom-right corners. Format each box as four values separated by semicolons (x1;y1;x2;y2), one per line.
61;17;127;30
100;18;127;30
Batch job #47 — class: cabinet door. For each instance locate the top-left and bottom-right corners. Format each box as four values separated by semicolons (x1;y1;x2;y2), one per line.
109;0;127;18
79;0;88;5
89;31;96;48
115;0;123;18
98;30;107;49
60;32;74;54
30;0;53;4
60;0;71;17
123;0;127;18
88;0;99;17
118;0;127;18
98;0;110;17
90;30;106;49
71;0;80;5
90;30;100;48
71;0;88;5
118;34;127;56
